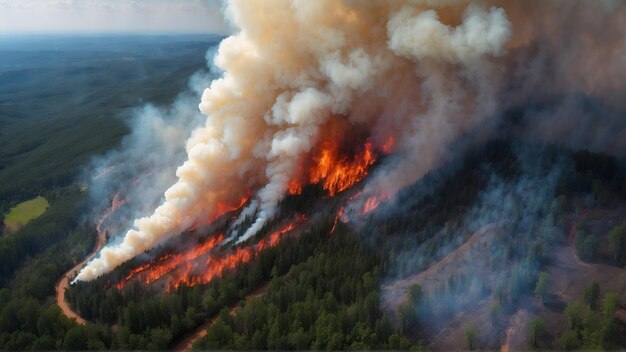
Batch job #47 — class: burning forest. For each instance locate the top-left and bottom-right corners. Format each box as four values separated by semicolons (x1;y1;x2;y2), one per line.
102;130;386;293
114;215;307;291
79;0;517;282
59;0;626;350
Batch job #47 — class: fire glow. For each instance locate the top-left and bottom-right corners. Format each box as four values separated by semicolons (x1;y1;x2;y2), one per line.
360;193;392;216
289;137;393;197
113;136;391;289
81;0;600;283
190;196;250;230
115;234;223;290
116;216;305;291
310;141;376;196
330;190;391;236
330;206;345;235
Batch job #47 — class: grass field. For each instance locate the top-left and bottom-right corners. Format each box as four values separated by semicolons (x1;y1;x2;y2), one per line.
3;196;49;232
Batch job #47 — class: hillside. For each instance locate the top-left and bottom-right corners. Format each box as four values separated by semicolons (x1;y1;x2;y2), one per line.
62;142;626;350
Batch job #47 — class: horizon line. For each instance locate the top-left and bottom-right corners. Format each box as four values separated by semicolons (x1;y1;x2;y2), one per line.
0;31;231;37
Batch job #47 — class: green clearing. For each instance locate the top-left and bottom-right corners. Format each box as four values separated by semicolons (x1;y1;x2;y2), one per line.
3;196;49;230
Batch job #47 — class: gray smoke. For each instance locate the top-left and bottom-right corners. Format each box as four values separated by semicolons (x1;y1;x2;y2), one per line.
86;49;221;242
380;144;568;345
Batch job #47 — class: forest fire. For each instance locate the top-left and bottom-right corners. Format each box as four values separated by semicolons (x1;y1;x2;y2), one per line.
186;196;250;231
115;216;306;290
310;141;376;196
171;216;305;289
287;179;302;195
84;125;396;286
330;207;344;235
110;135;393;289
360;193;391;216
204;196;250;226
115;234;224;289
329;190;392;236
288;137;393;198
77;127;396;283
362;197;380;214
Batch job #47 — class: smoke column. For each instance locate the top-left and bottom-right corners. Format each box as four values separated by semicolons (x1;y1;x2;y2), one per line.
76;0;626;282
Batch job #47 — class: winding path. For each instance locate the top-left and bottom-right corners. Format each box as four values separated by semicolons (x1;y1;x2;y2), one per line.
55;229;107;325
172;283;269;351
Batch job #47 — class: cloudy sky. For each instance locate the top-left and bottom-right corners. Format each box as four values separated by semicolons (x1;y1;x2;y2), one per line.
0;0;230;34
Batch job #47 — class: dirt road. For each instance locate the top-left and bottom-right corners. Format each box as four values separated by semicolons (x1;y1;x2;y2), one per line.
55;230;107;325
172;283;269;351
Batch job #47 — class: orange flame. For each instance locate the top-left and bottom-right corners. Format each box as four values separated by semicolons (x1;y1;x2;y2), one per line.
188;195;250;231
144;234;224;285
256;215;304;250
115;234;223;290
116;216;306;291
362;196;381;214
287;179;303;195
208;196;250;224
170;216;305;290
359;191;392;216
310;141;376;196
329;191;391;236
290;136;395;197
330;206;344;235
117;133;397;290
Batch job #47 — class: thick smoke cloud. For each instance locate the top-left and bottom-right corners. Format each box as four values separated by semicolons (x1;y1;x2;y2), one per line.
76;0;626;282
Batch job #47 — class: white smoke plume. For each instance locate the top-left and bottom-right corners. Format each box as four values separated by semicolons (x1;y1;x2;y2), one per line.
76;0;626;282
88;71;211;229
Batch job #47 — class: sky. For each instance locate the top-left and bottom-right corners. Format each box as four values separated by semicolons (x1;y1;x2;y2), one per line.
0;0;231;34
